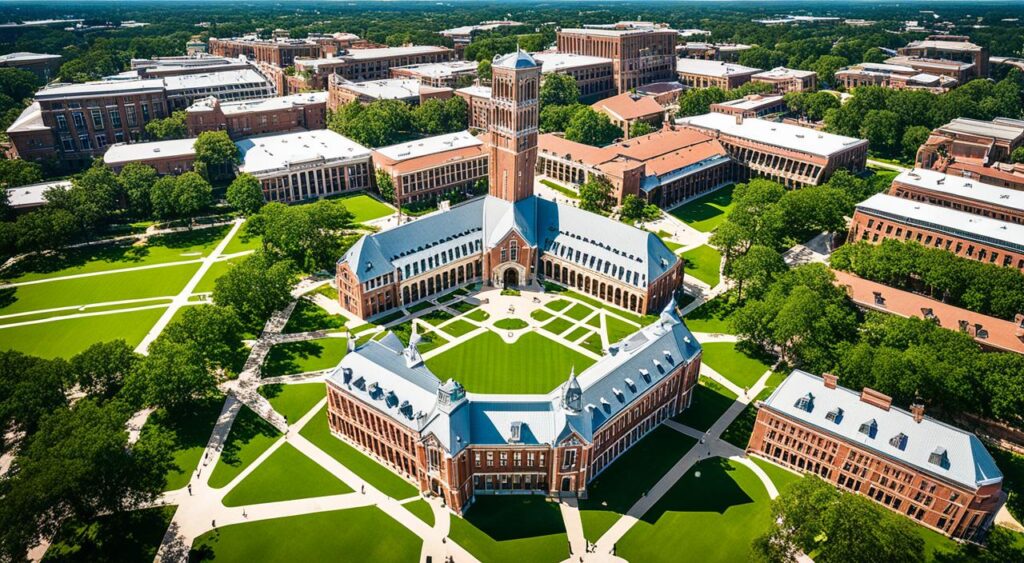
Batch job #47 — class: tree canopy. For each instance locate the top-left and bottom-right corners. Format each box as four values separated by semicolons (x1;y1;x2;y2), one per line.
564;106;620;147
226;173;266;215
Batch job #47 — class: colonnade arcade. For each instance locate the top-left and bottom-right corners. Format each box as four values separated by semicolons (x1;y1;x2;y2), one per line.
541;257;645;313
400;258;483;305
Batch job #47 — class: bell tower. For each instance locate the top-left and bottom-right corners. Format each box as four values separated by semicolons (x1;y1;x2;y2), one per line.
487;49;540;203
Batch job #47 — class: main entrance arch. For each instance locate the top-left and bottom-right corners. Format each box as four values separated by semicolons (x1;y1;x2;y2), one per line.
503;268;519;288
492;262;527;288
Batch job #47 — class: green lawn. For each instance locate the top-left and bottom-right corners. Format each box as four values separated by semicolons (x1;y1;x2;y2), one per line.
440;319;478;337
426;332;594;394
335;193;395;223
563;303;593;321
282;299;346;334
1;225;230;283
672;379;737;432
209;407;282;489
546;299;571;312
465;308;490;322
493;318;528;330
683;295;740;333
190;507;421;562
618;458;772;563
222;442;351;506
222;222;263;255
701;342;772;389
682;245;722;288
259;383;325;423
449;496;568;563
404;499;435;527
669;184;735;232
605;315;637;343
407;301;433;314
987;447;1024;524
544;283;655;326
749;456;800;493
580;427;697;543
139;397;225;491
192;258;239;294
388;321;448;353
540;178;579;199
261;337;348;377
0;308;167;359
722;387;774;449
299;406;419;499
421;308;455;325
530;309;553;322
565;326;589;341
540;317;574;336
0;262;200;314
44;506;177;562
578;331;603;355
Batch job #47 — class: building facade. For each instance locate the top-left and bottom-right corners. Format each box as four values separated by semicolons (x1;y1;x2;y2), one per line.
748;370;1004;541
455;86;491;130
678;42;752;62
916;117;1024;191
556;27;677;93
185;92;327;139
389;61;479;88
531;52;615;103
102;137;197;174
296;46;455;87
327;76;452;109
751;67;817;93
336;51;683;321
675;59;760;90
372;131;488;205
709;94;787;118
897;35;989;80
677;112;868;187
0;52;61;81
208;35;324;67
591;93;665;139
235;129;373;203
324;306;701;513
835;62;959;92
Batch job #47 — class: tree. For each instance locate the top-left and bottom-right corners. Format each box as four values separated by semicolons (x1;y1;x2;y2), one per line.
172;171;213;222
376;169;396;204
620;194;660;223
0;67;39;102
339;99;413;147
860;109;901;156
564;106;620;147
49;163;123;234
0;158;43;190
0;351;69;453
901;125;931;162
213;250;295;327
578;174;614;214
539;73;580;107
149;176;178;220
728;244;786;301
11;207;79;253
157;305;246;376
862;47;888;63
477;60;492;82
1011;146;1024;163
629;120;657;138
193;130;239;179
128;340;218;411
226;173;265;215
777;185;849;243
0;399;172;561
69;341;139;402
539;103;584;133
442;95;468;131
144;110;187;140
810;54;849;87
677;87;727;117
412;98;449;135
116;162;159;218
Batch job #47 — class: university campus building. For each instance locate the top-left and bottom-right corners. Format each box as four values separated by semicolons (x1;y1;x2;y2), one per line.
709;94;788;119
372;131;488;206
327;76;453;109
675;59;760;90
336;51;683;320
895;35;989;81
676;112;868;188
750;67;817;93
531;52;616;103
185;92;328;139
748;370;1004;541
556;26;677;93
915;117;1024;191
324;305;702;512
0;51;61;81
835;62;959;92
389;61;479;88
677;42;752;62
848;169;1024;271
591;93;665;139
295;46;455;88
536;125;733;208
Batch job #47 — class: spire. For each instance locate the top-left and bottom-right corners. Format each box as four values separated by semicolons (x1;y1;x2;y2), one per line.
347;331;356;353
562;366;582;412
404;324;423;367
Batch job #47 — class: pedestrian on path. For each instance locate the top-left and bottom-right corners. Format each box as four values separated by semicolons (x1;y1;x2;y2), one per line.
361;485;365;494
187;484;192;496
212;520;216;529
243;508;247;518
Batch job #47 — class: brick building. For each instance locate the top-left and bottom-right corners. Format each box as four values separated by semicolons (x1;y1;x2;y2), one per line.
888;168;1024;225
835;62;959;92
455;85;492;130
324;306;701;513
537;126;733;208
915;117;1024;191
389;61;478;88
185;92;327;139
162;68;274;110
372;131;487;206
327;76;452;109
336;51;683;320
235;129;373;203
556;27;677;93
678;42;752;62
531;52;615;103
591;93;665;139
676;112;868;187
0;52;61;81
102;137;196;174
748;370;1004;541
848;192;1024;271
896;35;989;80
751;67;817;93
439;20;523;59
675;59;760;90
208;35;324;67
296;46;455;88
129;55;251;78
709;94;787;118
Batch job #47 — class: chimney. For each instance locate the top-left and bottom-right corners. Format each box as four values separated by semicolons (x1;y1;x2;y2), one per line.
860;387;893;411
735;113;743;125
910;402;925;423
822;373;838;389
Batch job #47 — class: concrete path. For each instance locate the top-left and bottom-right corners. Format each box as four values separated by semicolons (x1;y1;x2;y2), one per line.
0;301;174;329
135;219;244;354
867;159;909;172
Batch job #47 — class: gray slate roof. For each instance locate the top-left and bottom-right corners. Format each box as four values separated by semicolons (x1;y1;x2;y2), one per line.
762;370;1003;490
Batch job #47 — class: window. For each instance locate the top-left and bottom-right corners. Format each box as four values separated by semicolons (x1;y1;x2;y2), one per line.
825;407;843;423
500;248;507;262
929;447;949;468
527;452;535;466
90;108;103;128
141;103;150;122
428;448;440;472
794;393;814;412
60;136;75;151
510;240;518;261
858;419;877;438
126;106;137;127
55;114;68;131
500;452;507;467
109;109;122;128
562;449;577;469
889;433;908;450
72;112;85;129
78;134;91;150
486;451;493;466
95;134;107;148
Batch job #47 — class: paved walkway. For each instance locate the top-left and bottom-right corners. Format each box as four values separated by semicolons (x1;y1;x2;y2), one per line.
866;158;909;172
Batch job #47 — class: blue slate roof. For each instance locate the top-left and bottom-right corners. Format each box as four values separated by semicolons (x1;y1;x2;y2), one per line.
493;49;538;69
340;195;679;289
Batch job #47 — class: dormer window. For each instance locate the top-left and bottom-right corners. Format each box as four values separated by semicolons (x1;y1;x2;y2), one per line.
639;368;651;383
825;407;843;423
510;421;522;443
929;447;949;468
794;393;814;412
889;433;908;450
624;378;636;392
858;419;878;438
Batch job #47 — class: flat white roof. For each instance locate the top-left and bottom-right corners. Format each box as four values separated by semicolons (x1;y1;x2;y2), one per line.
456;85;491;98
940;117;1024;142
856;193;1024;252
392;60;477;78
676;112;867;157
896;168;1024;212
714;95;785;111
753;67;816;80
103;138;197;165
844;62;917;74
5;180;71;208
558;27;676;37
440;21;523;36
163;68;270;92
236;129;371;176
905;39;983;52
334;78;422;100
531;52;612;73
35;79;165;100
0;51;60;64
188;91;327;114
678;29;710;37
375;131;482;162
676;58;760;78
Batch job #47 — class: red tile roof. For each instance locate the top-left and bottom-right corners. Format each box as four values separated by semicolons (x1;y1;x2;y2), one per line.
592;93;664;121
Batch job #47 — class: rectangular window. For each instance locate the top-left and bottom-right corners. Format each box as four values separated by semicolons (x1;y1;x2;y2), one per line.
109;109;122;128
141;103;150;122
563;449;577;469
56;114;68;131
126;106;137;127
474;453;481;467
95;134;107;148
510;240;518;261
72;112;85;129
60;136;75;151
78;134;92;150
90;108;103;129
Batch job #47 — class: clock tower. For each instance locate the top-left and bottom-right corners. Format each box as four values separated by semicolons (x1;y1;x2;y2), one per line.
487;49;540;203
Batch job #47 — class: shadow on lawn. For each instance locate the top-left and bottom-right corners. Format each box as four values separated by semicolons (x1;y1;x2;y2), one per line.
670;186;734;224
463;496;565;542
218;408;279;467
640;457;753;524
0;286;16;309
262;340;324;377
45;506;178;563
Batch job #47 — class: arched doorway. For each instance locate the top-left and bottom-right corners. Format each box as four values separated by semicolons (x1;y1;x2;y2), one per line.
503;268;519;288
